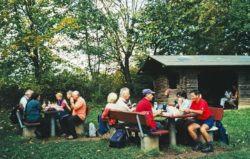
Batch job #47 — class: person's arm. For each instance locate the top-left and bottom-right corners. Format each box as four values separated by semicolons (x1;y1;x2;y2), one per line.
185;100;204;115
63;100;71;111
185;109;203;115
232;90;239;99
149;103;161;116
71;98;86;110
153;110;162;117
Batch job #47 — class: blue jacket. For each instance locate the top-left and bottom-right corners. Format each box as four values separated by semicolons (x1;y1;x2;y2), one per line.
25;99;41;123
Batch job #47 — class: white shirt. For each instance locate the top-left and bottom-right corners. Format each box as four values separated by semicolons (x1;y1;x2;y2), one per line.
19;96;29;110
115;97;132;112
224;91;232;99
180;99;191;110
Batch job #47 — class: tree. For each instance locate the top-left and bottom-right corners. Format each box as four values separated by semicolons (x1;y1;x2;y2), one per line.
0;0;77;83
97;0;147;92
137;0;250;55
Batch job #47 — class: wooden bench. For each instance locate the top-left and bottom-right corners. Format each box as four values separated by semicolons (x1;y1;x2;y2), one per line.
22;121;40;138
16;109;40;138
199;107;224;143
109;110;168;152
75;106;91;135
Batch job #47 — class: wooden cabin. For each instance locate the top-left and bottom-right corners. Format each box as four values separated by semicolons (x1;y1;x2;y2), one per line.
140;55;250;109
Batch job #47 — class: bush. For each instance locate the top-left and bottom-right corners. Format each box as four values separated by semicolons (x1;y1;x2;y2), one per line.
0;69;125;109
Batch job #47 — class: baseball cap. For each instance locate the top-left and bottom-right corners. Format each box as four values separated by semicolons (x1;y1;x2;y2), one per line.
142;89;155;95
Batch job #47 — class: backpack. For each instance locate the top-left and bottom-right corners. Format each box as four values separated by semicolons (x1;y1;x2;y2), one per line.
214;121;229;145
109;129;127;148
97;114;110;135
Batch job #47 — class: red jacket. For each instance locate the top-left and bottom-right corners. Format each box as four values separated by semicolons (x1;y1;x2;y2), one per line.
101;108;116;126
136;98;156;129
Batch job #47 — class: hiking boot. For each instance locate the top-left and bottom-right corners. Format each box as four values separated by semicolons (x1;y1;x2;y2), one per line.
201;143;214;153
192;142;203;151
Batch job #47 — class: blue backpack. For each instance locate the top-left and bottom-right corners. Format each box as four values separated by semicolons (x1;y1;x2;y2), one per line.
215;121;229;145
97;114;110;135
109;129;127;148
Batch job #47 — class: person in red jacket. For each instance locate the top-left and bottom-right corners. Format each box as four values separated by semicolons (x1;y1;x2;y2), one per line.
136;89;162;131
185;90;214;153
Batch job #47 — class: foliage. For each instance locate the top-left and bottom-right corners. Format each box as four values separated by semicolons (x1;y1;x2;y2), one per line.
1;0;250;108
137;0;250;55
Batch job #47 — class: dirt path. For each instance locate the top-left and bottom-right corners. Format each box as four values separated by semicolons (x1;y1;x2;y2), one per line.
155;147;227;159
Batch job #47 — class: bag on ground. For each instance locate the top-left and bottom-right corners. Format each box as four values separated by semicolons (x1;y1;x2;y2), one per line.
89;122;97;137
215;121;229;145
109;128;127;148
97;114;110;135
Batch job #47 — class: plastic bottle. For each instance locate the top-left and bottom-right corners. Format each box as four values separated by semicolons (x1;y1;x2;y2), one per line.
154;102;158;110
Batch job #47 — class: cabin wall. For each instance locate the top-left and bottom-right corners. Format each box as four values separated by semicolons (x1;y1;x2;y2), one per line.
153;69;250;108
153;70;199;103
238;71;250;108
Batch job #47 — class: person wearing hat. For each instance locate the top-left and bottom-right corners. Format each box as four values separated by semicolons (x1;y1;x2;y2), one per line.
135;89;163;131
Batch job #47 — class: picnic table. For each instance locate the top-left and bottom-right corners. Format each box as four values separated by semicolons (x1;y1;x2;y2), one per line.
159;112;196;146
43;110;59;137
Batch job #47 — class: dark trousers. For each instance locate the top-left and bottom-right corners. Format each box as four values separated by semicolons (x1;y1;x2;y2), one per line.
36;117;50;139
176;119;194;146
59;116;70;135
67;115;82;138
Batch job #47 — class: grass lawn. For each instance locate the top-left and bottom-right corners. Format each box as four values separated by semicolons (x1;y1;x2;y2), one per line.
0;106;250;159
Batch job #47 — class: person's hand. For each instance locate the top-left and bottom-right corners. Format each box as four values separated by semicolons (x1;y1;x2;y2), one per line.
179;107;185;112
185;109;191;113
155;110;162;116
70;97;74;104
178;98;183;106
131;107;136;112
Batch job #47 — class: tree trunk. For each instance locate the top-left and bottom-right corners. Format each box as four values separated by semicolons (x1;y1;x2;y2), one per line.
120;54;134;94
30;48;41;83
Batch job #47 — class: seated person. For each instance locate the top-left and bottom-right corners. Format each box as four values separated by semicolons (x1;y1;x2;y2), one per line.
66;91;87;139
19;89;33;118
98;92;118;135
220;88;233;108
105;92;118;110
55;92;71;136
116;87;135;112
175;91;192;145
25;93;41;123
66;90;73;103
185;90;214;153
220;86;238;108
231;85;239;109
25;93;50;139
135;89;163;131
176;91;191;111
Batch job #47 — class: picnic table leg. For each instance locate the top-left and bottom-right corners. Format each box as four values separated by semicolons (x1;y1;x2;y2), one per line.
169;118;176;146
50;115;56;137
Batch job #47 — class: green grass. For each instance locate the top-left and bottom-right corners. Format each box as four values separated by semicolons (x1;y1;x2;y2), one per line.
1;108;250;159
